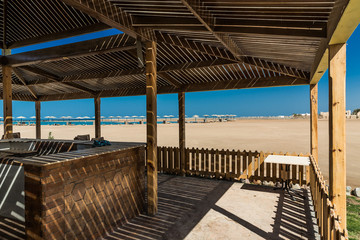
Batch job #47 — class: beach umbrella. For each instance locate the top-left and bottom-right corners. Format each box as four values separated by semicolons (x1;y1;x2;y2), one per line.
131;115;138;121
45;116;56;119
168;115;174;118
0;117;3;119
76;116;83;119
30;116;36;119
203;114;209;118
101;116;105;119
17;116;26;123
83;116;90;119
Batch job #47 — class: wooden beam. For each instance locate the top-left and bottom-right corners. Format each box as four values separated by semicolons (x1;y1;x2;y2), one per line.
329;43;346;230
158;72;181;88
60;0;154;40
310;84;318;162
178;92;186;176
20;66;97;95
179;0;244;59
36;75;306;101
94;97;101;139
12;68;38;99
146;41;158;216
35;101;41;139
7;35;136;67
8;23;110;49
2;65;13;139
156;32;310;80
311;0;359;84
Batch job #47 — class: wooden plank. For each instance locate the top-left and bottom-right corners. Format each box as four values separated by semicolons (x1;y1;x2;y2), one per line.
201;148;206;175
169;147;174;174
225;149;230;180
164;147;168;173
174;147;180;174
299;165;304;186
310;83;319;162
2;65;13;139
210;149;215;174
259;152;265;181
195;148;200;176
242;150;247;179
215;149;220;178
328;43;346;229
35;101;41;139
231;150;236;179
191;147;196;174
236;150;241;178
185;148;190;174
94;96;101;138
220;149;225;178
157;147;162;172
146;41;158;216
247;151;253;180
311;0;359;84
178;92;186;176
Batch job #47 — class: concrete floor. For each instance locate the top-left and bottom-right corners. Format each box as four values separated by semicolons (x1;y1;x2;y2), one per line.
106;174;319;240
0;174;319;240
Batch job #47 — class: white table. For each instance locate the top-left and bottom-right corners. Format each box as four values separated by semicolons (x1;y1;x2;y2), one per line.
264;155;310;166
264;155;310;200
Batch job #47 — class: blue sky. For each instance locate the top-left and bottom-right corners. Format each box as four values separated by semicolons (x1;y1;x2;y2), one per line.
4;26;360;118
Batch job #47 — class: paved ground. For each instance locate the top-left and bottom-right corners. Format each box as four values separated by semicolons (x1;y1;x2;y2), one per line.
105;174;319;240
0;174;319;240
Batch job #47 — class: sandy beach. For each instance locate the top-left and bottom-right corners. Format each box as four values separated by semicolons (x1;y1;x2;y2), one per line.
8;119;360;187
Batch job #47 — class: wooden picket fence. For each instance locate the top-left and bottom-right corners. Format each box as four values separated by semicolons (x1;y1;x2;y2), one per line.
157;146;309;185
309;156;348;240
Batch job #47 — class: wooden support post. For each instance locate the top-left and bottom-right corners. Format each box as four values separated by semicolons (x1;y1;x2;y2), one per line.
146;41;158;216
94;96;101;138
35;101;41;139
178;92;186;176
310;83;319;162
329;43;346;230
2;65;13;139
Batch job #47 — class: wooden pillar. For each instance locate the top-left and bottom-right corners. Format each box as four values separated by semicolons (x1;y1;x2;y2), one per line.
35;101;41;139
94;96;101;138
178;92;186;176
310;84;319;162
2;65;13;139
329;43;346;229
146;41;158;216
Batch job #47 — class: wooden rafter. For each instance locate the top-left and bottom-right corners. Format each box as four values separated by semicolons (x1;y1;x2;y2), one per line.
37;75;307;101
179;0;244;59
60;0;154;41
14;59;234;86
156;32;310;80
7;35;137;67
20;66;97;96
12;68;38;99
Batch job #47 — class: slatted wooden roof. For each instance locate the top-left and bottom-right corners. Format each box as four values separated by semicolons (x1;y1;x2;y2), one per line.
0;0;358;101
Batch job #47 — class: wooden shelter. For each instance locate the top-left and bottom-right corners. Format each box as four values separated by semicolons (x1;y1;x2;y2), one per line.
0;0;359;238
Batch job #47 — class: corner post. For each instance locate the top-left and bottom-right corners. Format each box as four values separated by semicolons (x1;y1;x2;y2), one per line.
145;41;158;216
35;101;41;139
329;43;346;229
310;84;318;162
178;92;186;176
94;96;101;138
2;64;13;139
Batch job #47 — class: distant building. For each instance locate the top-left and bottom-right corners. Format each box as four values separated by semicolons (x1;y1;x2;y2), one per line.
345;110;351;117
320;112;329;119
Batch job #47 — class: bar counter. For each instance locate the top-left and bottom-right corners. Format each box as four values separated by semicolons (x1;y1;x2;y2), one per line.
0;139;146;240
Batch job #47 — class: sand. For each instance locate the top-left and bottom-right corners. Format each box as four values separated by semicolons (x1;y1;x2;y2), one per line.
9;119;360;187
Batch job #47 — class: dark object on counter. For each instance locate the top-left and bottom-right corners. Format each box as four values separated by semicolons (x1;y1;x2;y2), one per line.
93;139;111;147
74;134;90;140
1;132;21;139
